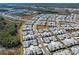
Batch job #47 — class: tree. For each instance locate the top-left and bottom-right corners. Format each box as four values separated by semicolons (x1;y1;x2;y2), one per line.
0;31;20;48
6;23;17;35
0;19;21;48
0;16;4;21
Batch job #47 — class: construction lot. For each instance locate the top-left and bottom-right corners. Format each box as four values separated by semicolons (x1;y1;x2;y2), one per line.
21;13;79;55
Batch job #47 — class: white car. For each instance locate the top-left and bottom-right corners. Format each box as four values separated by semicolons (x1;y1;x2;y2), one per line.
48;41;64;51
62;38;78;46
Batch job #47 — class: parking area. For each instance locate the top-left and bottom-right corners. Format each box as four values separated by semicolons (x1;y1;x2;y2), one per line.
21;14;79;55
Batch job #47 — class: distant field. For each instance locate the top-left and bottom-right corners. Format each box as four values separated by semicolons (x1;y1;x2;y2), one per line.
0;3;79;8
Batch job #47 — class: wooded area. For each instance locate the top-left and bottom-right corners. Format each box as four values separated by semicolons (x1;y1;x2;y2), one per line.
0;16;20;48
